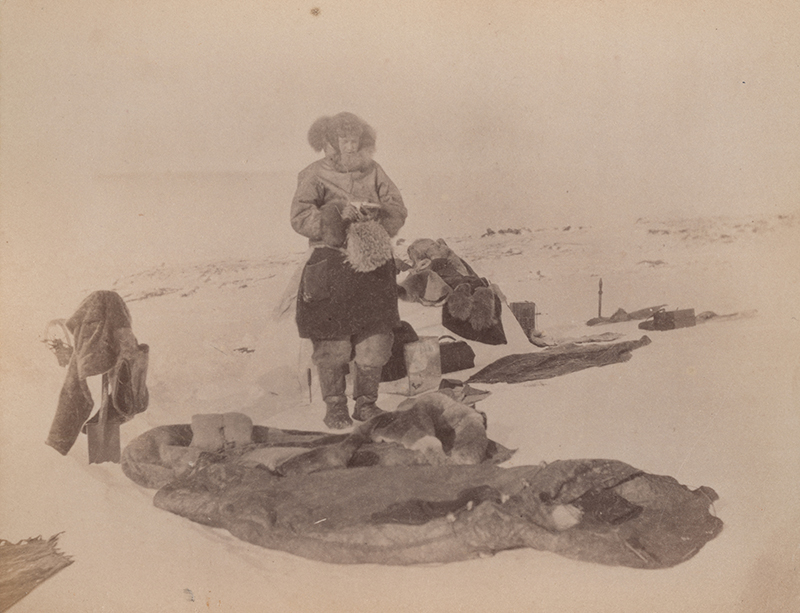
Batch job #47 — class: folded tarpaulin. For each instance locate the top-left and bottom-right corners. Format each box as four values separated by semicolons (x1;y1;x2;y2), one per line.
466;336;652;384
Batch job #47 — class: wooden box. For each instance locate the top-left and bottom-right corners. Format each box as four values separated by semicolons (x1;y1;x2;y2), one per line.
379;336;441;396
652;308;696;330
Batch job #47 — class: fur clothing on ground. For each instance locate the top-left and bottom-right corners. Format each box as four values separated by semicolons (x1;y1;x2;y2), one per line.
46;291;149;455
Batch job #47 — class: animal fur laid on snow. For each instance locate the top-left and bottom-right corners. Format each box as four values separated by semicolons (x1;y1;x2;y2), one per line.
346;220;394;272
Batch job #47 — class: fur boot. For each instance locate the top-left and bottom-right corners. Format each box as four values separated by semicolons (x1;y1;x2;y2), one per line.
324;398;352;430
351;364;385;422
318;365;352;429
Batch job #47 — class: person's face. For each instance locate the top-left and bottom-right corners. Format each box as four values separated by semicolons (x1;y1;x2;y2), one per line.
338;134;360;154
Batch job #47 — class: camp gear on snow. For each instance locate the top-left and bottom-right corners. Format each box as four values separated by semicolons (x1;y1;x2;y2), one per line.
379;336;441;396
586;305;667;326
122;393;512;489
190;413;254;451
149;458;721;567
467;336;652;384
46;291;149;456
87;374;121;464
638;309;758;331
442;287;507;345
190;414;226;451
399;239;473;306
697;309;759;323
109;340;149;421
296;246;400;340
397;268;452;305
638;308;697;331
222;412;253;445
382;326;475;380
437;379;492;407
42;319;74;367
401;252;505;340
530;331;624;348
0;534;74;613
438;335;476;373
381;321;420;382
125;400;722;568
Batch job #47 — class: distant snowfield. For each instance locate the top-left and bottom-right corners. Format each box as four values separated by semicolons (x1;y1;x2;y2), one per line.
1;212;798;612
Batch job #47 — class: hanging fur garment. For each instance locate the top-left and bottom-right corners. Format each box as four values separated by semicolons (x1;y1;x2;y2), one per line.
346;220;394;272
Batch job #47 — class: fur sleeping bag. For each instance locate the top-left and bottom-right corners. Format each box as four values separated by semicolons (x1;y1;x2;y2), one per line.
122;394;722;568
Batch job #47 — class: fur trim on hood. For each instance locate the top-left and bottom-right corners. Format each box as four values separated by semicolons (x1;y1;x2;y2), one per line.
308;112;376;155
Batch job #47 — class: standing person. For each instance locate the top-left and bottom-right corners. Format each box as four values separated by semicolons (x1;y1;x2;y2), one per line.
291;112;407;429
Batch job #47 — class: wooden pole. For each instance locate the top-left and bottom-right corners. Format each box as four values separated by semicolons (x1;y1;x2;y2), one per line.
598;278;603;318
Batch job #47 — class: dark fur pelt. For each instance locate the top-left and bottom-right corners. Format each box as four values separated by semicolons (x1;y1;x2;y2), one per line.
346;221;394;272
445;285;499;330
469;287;498;331
446;284;474;321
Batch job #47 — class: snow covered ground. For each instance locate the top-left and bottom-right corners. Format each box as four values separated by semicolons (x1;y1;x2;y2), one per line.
1;212;798;612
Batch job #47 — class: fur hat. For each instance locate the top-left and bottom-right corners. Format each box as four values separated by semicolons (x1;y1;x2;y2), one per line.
308;112;377;154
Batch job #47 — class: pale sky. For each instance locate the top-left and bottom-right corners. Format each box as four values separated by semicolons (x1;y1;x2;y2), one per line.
1;0;798;270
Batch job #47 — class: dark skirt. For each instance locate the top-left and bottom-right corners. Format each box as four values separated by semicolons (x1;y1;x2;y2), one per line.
296;247;400;340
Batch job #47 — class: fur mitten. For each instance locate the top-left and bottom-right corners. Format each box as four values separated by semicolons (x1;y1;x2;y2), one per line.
446;283;474;321
469;287;498;331
346;220;394;272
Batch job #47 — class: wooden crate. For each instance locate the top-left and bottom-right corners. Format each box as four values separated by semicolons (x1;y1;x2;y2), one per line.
653;308;696;330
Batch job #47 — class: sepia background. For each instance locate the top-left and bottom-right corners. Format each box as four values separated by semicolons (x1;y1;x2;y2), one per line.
2;0;798;283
